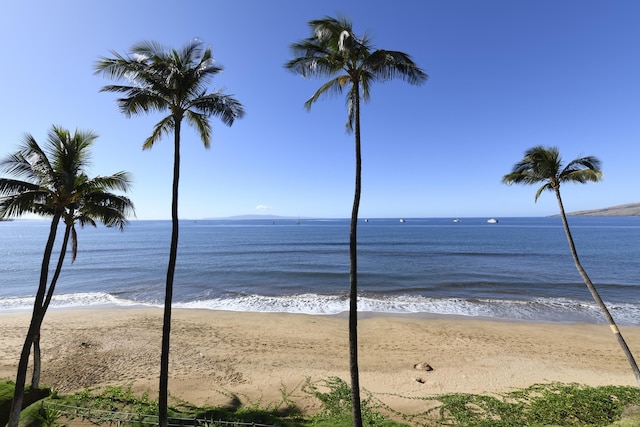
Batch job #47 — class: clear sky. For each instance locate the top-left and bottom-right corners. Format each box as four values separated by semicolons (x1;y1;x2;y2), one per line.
1;1;638;220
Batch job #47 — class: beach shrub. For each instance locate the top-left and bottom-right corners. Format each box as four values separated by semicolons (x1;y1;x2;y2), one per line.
523;384;640;426
429;383;640;427
303;376;410;426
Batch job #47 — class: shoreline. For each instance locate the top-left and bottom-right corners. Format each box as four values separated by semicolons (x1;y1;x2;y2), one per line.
1;308;639;416
3;301;636;326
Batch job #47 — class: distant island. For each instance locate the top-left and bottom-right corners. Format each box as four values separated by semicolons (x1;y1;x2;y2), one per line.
203;215;304;220
203;205;640;220
562;202;640;217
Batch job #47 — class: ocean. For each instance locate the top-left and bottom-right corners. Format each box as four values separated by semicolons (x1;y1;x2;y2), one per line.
1;216;639;325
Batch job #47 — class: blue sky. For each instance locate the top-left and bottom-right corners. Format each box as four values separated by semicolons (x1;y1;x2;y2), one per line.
1;1;638;220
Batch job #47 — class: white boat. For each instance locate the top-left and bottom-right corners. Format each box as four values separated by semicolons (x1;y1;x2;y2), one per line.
453;218;461;223
487;218;499;224
399;218;406;223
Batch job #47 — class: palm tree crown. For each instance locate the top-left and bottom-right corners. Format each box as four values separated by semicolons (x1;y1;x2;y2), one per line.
501;145;602;200
0;126;134;234
95;39;244;149
285;16;427;131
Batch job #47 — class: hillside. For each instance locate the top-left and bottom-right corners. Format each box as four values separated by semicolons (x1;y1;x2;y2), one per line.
564;202;640;216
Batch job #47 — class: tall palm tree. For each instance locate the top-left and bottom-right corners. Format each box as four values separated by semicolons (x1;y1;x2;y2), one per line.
502;145;640;386
0;126;134;427
285;16;427;426
95;39;244;427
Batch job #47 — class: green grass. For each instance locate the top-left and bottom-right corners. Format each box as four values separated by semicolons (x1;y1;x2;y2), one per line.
2;380;640;427
0;381;51;427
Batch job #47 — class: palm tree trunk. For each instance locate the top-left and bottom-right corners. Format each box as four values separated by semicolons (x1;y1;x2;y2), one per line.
349;85;364;427
42;223;72;312
32;222;72;387
8;213;61;427
159;120;182;427
31;337;41;389
555;190;640;386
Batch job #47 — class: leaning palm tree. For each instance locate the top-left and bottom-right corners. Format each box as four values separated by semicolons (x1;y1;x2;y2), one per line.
285;16;427;426
502;145;640;386
0;125;134;427
95;39;244;427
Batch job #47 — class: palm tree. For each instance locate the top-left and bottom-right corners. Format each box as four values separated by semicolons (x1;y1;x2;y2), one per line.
285;16;427;426
502;145;640;386
0;126;134;427
95;39;244;427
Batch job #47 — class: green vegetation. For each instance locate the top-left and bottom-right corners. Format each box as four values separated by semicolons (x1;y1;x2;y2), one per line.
0;381;50;427
303;377;404;426
2;381;639;427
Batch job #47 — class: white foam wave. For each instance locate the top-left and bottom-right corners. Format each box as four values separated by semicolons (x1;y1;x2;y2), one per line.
0;292;148;311
176;294;640;325
1;292;638;325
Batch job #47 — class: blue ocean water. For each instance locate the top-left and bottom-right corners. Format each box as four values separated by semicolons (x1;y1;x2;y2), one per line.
1;217;639;324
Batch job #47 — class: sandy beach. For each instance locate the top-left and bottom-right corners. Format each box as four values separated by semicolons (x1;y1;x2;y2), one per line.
1;308;639;417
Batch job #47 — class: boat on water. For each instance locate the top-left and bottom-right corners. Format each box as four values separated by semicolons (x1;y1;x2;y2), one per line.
399;218;406;223
453;218;461;223
487;218;499;224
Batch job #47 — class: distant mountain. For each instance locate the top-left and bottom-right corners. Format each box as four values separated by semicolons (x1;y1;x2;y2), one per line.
563;202;640;216
203;214;302;220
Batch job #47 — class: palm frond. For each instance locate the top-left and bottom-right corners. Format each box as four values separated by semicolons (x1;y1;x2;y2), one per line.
190;92;245;126
94;51;137;80
565;168;603;184
285;53;342;79
0;155;39;183
113;87;170;117
79;192;134;229
83;172;133;194
359;71;373;103
309;16;354;50
560;156;603;184
366;50;428;85
185;110;212;147
70;224;78;262
534;183;553;202
21;134;56;184
48;126;96;175
0;178;41;196
143;116;175;150
345;87;358;132
0;190;50;218
303;77;347;110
